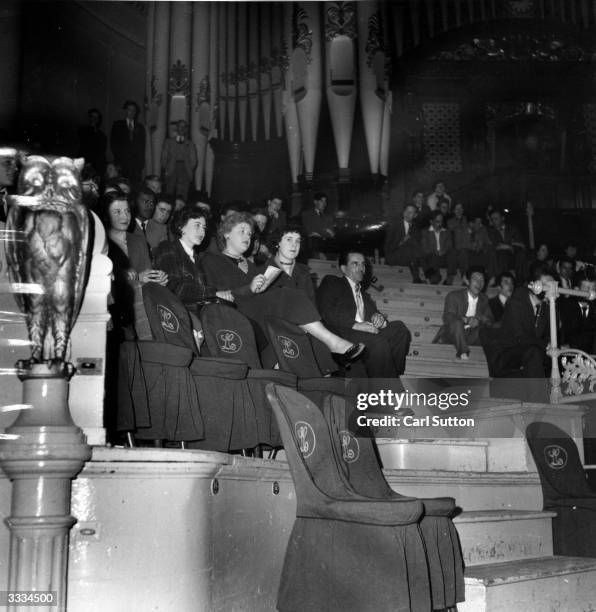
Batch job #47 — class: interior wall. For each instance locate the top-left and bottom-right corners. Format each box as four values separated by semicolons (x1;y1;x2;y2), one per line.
18;1;146;157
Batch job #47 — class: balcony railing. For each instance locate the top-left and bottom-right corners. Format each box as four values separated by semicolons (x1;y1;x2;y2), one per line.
529;280;596;404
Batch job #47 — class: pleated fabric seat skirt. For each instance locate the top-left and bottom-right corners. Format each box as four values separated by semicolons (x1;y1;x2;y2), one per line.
266;384;432;612
324;394;465;610
201;304;298;448
141;282;260;451
526;421;596;557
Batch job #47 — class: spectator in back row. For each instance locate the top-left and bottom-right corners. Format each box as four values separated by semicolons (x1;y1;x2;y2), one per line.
383;203;423;283
488;272;515;323
488;208;526;280
559;272;596;354
421;211;457;285
146;195;174;252
161;120;197;199
426;180;452;212
301;191;335;258
77;108;107;177
110;100;145;185
435;269;493;360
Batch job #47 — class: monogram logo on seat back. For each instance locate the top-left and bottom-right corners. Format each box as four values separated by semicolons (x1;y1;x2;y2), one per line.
158;305;179;333
544;444;568;470
277;335;300;359
339;430;360;463
295;421;316;458
216;329;242;353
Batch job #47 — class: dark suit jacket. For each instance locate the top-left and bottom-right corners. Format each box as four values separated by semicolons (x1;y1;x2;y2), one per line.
77;125;107;174
488;224;524;248
384;217;421;265
559;297;596;353
317;275;378;332
488;295;507;323
110;119;146;178
301;209;334;237
421;228;453;256
153;239;216;307
442;289;493;326
496;287;550;349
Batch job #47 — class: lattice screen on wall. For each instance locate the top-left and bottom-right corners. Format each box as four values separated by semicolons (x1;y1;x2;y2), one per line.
422;103;463;173
582;104;596;174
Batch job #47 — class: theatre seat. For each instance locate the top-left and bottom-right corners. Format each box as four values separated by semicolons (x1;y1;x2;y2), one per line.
266;384;431;612
324;394;465;610
138;283;268;452
526;421;596;557
264;315;349;402
200;304;297;449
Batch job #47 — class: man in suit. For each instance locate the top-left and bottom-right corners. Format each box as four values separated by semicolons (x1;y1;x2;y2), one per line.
421;211;457;285
487;209;526;279
267;194;287;234
77;108;107;177
161;120;197;199
110;100;146;185
436;269;494;359
301;192;335;258
487;265;554;380
559;273;596;354
383;204;423;282
489;272;514;323
317;250;411;378
556;256;575;292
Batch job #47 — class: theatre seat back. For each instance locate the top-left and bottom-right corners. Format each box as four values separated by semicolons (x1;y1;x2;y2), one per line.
323;394;395;499
141;282;197;353
265;316;323;378
200;303;262;368
268;384;350;499
526;421;596;502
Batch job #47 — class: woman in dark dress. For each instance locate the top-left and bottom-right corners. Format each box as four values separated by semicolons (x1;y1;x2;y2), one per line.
266;224;338;374
200;212;364;362
153;208;232;308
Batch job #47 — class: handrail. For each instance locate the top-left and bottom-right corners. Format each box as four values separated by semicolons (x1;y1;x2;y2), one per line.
528;280;596;404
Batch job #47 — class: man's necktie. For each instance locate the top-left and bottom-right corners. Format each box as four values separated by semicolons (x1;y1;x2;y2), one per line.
355;283;365;322
141;220;147;237
534;302;542;327
581;303;589;319
128;120;134;142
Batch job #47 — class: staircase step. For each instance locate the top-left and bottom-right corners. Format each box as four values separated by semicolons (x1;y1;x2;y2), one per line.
405;355;489;377
379;296;445;313
384;469;542;511
459;556;596;612
409;343;486;361
387;309;444;326
454;510;555;566
410;325;443;343
377;438;488;472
